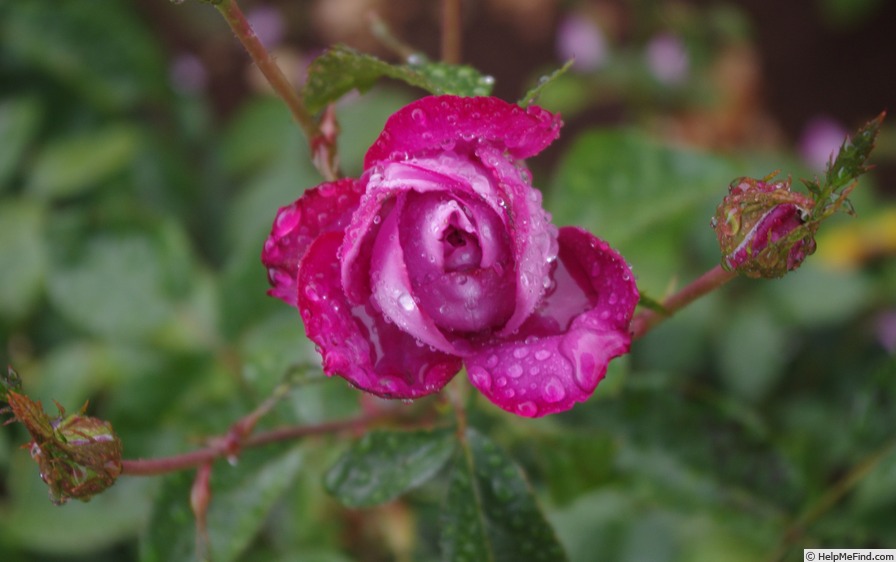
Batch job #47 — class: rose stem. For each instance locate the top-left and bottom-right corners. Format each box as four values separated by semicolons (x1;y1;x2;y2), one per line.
120;412;387;476
214;0;337;181
629;265;737;340
441;0;462;64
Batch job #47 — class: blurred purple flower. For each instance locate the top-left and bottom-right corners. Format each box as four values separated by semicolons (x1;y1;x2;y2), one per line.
875;310;896;354
799;116;847;171
247;5;286;50
169;54;208;94
646;33;689;84
556;14;608;72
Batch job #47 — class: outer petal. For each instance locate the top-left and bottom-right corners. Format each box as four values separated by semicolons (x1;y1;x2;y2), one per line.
299;231;462;398
465;227;638;417
364;96;562;168
262;178;363;307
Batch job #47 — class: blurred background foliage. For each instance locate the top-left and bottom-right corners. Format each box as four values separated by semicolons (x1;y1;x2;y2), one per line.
1;0;895;561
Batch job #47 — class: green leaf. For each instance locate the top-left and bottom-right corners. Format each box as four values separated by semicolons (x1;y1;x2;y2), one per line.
27;125;139;200
140;446;305;562
0;96;43;188
440;429;567;562
519;60;574;107
46;230;178;341
324;427;456;507
304;45;494;113
0;199;47;323
1;1;167;111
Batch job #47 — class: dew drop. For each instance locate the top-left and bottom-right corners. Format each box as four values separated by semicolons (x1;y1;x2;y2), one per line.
608;293;619;305
303;285;321;302
512;348;529;359
516;401;538;416
543;377;566;403
411;108;426;124
373;215;381;225
508;364;523;378
398;293;415;311
469;366;491;390
535;349;551;361
496;376;508;387
486;355;498;368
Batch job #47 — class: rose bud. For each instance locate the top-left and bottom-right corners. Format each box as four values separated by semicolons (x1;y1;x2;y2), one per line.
713;175;818;278
263;95;638;417
6;391;122;504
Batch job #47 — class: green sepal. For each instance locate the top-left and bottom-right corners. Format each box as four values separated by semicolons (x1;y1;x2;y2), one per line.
519;60;574;107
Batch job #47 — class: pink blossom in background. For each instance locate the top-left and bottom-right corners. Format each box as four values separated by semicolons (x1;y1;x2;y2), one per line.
262;95;638;417
556;14;608;72
875;310;896;354
169;53;208;94
646;33;689;84
799;116;847;170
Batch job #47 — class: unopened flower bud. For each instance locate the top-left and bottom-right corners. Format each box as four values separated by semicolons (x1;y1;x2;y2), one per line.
6;391;122;505
713;175;817;278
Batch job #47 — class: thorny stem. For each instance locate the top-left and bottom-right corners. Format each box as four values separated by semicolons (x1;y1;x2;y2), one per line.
120;412;388;476
630;265;738;340
214;0;338;181
441;0;462;64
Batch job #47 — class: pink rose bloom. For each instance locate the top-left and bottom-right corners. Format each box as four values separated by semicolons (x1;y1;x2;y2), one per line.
262;95;638;417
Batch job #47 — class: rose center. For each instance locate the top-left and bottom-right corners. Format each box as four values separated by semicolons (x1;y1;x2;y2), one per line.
442;226;482;272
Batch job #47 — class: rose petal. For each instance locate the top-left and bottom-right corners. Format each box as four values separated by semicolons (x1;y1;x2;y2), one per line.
299;231;462;398
400;190;515;334
476;144;558;336
369;192;458;353
262;178;363;307
364;95;562;168
465;227;638;416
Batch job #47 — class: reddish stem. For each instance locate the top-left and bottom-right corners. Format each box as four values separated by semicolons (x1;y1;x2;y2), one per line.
214;0;338;181
630;265;738;340
120;413;386;476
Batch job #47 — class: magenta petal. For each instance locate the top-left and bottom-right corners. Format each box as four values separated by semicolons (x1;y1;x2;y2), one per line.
364;96;562;168
299;231;462;399
369;193;458;353
465;227;638;417
476;144;557;336
262;178;363;307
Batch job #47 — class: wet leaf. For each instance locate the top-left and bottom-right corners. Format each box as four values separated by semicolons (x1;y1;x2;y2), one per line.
440;428;567;562
26;125;139;200
0;96;43;188
0;199;47;322
304;45;494;113
324;427;456;507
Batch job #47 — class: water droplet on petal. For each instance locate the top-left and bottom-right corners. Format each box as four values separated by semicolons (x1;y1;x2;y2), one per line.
372;215;381;225
508;364;523;378
398;293;416;311
543;377;566;403
516;401;538;416
486;355;498;368
303;285;320;302
496;376;507;387
513;348;529;359
411;108;426;124
535;349;551;361
469;366;492;391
